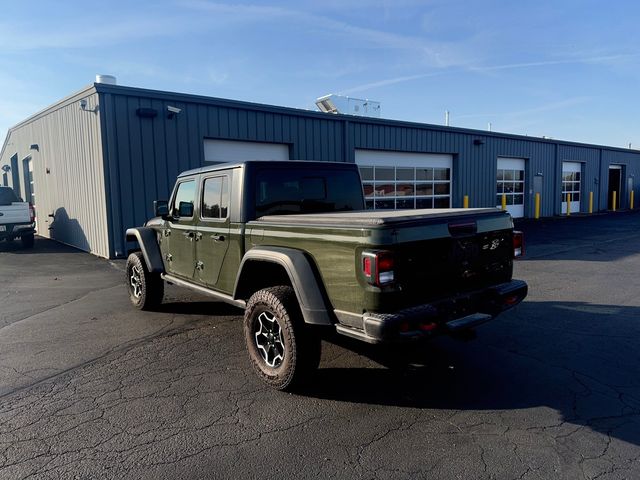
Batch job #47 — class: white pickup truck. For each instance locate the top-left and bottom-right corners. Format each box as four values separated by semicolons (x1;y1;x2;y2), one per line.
0;186;35;248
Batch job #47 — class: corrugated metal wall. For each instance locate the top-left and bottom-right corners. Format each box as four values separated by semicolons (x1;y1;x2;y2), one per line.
558;145;601;212
98;85;640;258
3;83;639;259
601;150;640;209
349;124;564;217
0;89;110;257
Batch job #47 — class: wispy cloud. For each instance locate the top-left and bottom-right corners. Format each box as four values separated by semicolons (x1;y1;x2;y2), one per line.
456;96;593;120
468;53;640;74
340;53;640;95
0;15;192;51
340;71;446;95
179;1;472;68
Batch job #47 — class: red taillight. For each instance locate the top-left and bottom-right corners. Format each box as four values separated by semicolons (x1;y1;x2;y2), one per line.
504;295;520;306
363;256;372;277
29;203;36;223
420;322;438;332
361;250;395;286
377;252;394;271
513;230;524;258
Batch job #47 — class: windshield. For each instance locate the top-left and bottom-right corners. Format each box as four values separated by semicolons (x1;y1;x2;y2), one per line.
255;167;364;217
0;187;19;206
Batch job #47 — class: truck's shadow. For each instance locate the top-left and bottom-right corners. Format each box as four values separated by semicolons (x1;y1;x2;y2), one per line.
304;300;640;448
157;301;242;316
0;236;83;255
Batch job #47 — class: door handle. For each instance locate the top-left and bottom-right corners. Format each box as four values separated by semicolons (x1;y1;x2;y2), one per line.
211;234;225;242
183;231;194;241
194;232;203;241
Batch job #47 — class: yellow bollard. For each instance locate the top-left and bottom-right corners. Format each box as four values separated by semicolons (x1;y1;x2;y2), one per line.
501;194;506;211
631;190;635;210
613;191;617;212
566;193;571;216
589;191;593;214
534;193;540;219
463;195;469;208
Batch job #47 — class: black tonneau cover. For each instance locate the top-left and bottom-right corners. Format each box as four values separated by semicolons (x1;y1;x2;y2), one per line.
257;208;502;227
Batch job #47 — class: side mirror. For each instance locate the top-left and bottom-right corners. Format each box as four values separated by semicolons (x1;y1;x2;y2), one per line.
178;201;194;217
154;200;169;217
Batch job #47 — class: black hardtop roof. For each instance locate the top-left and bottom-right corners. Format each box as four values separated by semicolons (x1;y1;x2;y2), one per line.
177;160;357;178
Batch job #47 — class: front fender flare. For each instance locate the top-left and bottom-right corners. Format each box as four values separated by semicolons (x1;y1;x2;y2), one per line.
234;246;333;326
125;227;164;273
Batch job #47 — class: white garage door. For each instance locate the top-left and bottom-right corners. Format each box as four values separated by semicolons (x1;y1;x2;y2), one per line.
562;162;581;214
496;157;526;218
355;150;453;210
204;139;290;163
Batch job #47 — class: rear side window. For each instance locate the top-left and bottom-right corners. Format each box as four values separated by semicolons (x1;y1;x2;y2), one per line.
255;168;364;216
201;176;229;219
172;180;196;217
0;187;19;206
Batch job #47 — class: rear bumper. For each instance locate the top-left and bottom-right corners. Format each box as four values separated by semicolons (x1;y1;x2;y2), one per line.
0;223;35;240
335;279;528;344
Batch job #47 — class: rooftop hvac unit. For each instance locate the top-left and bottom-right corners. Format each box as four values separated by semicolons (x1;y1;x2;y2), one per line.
315;94;381;118
95;74;117;85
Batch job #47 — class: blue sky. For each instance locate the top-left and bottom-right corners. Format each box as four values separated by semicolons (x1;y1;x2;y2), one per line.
2;0;640;148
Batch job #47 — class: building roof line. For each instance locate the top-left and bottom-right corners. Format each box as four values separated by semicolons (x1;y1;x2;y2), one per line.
3;81;639;163
0;84;97;162
94;82;640;155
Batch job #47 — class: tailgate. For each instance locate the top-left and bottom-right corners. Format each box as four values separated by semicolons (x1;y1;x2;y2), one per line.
394;213;514;303
0;203;30;225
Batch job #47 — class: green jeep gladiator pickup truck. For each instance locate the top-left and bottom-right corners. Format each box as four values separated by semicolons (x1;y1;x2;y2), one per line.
125;161;527;390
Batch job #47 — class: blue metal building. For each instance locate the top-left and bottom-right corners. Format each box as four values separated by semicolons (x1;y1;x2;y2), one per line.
2;79;639;258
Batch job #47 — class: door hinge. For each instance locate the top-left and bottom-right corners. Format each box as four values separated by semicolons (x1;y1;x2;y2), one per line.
195;261;204;271
165;253;173;262
164;229;171;237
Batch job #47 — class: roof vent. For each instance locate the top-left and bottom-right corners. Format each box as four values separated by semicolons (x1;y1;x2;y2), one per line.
95;74;117;85
315;94;381;118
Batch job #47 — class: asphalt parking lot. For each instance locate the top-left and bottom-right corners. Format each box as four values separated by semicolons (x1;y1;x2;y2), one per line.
1;212;639;479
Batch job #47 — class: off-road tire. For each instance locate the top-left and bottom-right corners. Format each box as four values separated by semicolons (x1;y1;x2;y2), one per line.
126;251;164;310
244;286;321;391
21;234;34;249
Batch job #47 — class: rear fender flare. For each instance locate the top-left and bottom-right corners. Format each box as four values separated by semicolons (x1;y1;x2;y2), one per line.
234;246;333;326
125;227;164;273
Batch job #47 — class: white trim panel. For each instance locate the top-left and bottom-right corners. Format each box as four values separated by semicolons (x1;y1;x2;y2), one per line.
204;139;289;163
355;150;452;168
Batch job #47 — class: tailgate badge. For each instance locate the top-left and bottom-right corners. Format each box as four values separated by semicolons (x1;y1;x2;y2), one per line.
483;239;501;250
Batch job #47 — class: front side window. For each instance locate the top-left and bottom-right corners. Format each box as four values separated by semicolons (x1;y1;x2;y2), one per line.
201;176;229;219
172;180;196;217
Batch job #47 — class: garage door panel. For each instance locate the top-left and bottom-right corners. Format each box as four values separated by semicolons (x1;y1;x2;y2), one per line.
355;150;452;168
355;149;453;210
562;161;582;214
497;157;525;218
204;139;289;163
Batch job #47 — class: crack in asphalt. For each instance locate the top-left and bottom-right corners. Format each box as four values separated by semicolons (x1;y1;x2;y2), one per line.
0;283;122;333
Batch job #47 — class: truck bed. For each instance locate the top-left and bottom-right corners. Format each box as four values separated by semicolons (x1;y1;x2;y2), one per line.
256;208;502;227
